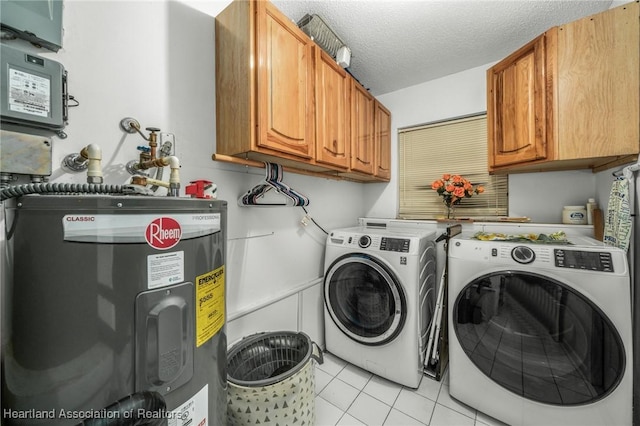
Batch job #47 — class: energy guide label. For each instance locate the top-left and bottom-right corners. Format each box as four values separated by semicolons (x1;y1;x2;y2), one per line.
196;265;225;347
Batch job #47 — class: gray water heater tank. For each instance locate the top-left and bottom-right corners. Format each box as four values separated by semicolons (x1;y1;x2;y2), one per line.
1;195;228;425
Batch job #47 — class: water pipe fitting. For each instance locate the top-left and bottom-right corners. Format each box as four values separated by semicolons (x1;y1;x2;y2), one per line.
131;176;169;188
62;144;103;184
129;155;181;196
84;144;103;184
63;151;88;172
167;156;180;197
120;117;161;160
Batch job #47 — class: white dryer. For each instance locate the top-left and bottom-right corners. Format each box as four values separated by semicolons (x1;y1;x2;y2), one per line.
447;233;632;426
323;225;437;388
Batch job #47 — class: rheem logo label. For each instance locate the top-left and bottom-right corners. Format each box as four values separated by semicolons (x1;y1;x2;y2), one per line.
145;217;182;250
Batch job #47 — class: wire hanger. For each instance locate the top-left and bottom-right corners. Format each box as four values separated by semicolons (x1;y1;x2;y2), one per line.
238;162;310;207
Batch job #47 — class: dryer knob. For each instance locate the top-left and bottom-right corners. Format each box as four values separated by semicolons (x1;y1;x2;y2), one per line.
512;246;535;264
358;235;371;248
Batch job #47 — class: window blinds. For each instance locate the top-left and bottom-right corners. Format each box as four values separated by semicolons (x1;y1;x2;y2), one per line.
398;114;508;219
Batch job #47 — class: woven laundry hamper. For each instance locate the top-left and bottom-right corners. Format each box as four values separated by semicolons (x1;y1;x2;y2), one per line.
227;331;323;426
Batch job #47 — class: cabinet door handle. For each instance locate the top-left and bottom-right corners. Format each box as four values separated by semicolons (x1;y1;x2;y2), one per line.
499;143;531;154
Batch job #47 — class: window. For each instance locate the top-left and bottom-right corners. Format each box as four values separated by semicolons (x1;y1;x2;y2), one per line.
398;114;508;219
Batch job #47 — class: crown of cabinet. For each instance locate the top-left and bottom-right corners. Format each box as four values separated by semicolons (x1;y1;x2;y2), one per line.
215;0;391;182
487;1;639;174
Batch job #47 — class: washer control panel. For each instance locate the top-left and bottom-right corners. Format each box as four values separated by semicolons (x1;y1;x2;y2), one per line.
554;249;614;272
380;237;410;252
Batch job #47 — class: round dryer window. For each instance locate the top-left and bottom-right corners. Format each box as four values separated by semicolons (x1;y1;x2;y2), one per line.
324;254;406;346
453;271;625;406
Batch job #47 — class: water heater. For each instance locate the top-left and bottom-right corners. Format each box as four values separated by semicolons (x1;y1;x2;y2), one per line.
1;195;227;425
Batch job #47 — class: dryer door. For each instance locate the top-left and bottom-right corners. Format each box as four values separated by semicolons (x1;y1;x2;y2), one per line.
452;271;625;406
324;253;406;346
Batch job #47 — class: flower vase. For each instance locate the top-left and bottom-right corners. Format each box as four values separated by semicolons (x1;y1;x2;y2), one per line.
445;204;456;220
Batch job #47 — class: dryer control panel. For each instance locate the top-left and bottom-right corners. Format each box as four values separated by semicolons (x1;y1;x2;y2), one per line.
554;249;614;272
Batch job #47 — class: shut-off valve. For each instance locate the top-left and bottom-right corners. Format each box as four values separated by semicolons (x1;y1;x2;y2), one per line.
120;117;181;197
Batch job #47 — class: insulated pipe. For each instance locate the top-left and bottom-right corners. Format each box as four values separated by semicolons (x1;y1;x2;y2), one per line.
167;156;180;185
168;156;181;197
84;143;103;184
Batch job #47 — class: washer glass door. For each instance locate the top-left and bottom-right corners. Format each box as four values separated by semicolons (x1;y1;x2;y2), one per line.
453;271;625;405
324;254;406;345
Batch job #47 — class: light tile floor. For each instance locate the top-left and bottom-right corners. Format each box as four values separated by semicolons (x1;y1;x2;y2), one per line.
314;352;509;426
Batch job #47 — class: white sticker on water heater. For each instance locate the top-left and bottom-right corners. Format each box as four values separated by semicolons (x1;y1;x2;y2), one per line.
167;384;208;426
147;251;184;289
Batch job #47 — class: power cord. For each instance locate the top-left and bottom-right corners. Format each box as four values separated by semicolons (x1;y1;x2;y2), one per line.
300;206;328;235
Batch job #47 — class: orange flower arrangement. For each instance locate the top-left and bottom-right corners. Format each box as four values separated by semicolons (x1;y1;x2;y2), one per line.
431;174;484;217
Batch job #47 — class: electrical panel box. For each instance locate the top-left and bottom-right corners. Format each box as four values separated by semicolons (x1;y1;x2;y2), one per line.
0;43;67;131
0;0;63;52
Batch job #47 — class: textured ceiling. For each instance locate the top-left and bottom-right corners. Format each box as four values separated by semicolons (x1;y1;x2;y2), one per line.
271;0;615;96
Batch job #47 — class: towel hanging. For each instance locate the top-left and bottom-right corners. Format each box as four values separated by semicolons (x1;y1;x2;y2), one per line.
238;162;310;207
604;176;632;251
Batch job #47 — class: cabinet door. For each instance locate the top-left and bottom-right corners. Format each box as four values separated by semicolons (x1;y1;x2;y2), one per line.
351;81;375;174
375;101;391;180
256;1;314;159
487;32;553;169
315;48;350;169
557;3;639;160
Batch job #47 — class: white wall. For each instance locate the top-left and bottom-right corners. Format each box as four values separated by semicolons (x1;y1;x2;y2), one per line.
1;0;615;345
367;63;597;223
1;0;363;337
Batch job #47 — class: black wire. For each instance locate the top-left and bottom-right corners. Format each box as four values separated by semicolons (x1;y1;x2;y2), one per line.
301;206;328;235
67;95;80;107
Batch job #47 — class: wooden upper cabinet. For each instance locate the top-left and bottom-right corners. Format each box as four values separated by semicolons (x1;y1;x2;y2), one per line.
487;31;554;169
216;0;392;181
315;47;350;169
374;101;391;180
256;1;314;158
488;2;640;174
215;0;313;163
350;80;376;175
557;2;639;163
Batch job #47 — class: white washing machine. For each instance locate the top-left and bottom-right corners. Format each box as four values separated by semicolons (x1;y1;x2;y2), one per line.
323;225;437;388
447;233;632;426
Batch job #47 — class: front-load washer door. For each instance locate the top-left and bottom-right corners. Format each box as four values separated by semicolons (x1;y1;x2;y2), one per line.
324;253;406;346
453;271;625;406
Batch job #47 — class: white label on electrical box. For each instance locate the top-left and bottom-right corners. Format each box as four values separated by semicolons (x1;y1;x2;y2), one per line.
8;68;51;117
147;251;184;289
167;384;208;426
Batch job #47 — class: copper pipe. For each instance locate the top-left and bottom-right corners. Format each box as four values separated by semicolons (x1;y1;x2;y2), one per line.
134;157;170;171
148;130;158;160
